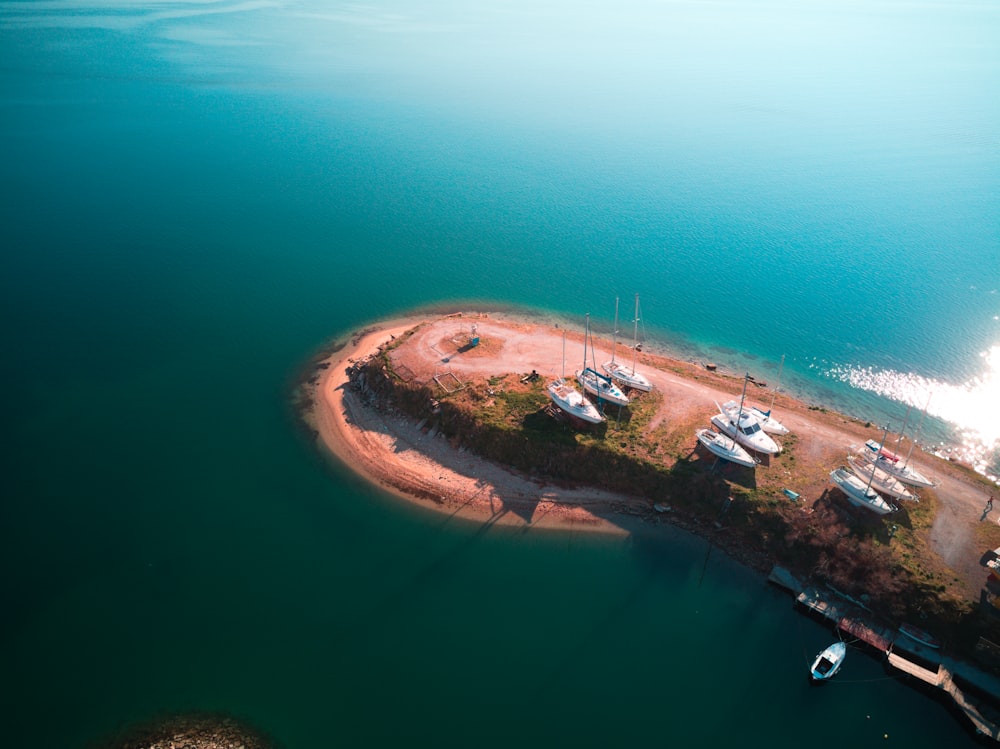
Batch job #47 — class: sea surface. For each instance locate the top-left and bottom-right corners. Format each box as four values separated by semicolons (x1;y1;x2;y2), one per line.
2;1;998;747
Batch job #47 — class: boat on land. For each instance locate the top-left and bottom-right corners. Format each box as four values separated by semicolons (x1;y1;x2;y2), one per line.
577;313;629;407
846;453;918;502
712;375;782;455
810;641;847;681
744;355;790;435
723;400;789;438
603;294;653;392
547;379;605;424
547;331;604;425
861;439;936;488
695;428;757;468
898;623;942;650
578;367;630;407
829;467;895;515
746;405;789;435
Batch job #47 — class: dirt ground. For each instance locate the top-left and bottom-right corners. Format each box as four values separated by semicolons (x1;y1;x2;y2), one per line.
307;310;998;600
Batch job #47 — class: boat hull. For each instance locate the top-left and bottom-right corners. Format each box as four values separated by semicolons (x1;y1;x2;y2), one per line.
847;454;917;501
602;361;652;392
747;405;789;435
711;412;781;455
862;440;936;487
898;623;941;650
695;428;756;468
577;368;629;407
829;467;894;515
547;379;604;425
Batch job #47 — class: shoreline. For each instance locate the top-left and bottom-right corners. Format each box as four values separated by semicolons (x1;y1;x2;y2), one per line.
297;308;1000;739
299;309;996;592
305;313;650;537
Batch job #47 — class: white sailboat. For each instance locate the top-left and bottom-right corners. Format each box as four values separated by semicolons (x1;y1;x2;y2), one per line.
577;313;629;407
846;453;918;501
695;428;757;468
859;400;937;488
711;374;782;455
859;440;935;488
602;294;653;392
829;467;895;515
830;427;895;515
547;331;604;425
745;355;789;435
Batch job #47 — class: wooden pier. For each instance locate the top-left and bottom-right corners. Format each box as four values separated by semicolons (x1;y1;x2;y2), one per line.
772;566;1000;740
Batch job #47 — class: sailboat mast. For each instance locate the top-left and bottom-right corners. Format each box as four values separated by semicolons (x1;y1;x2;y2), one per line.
768;354;784;413
867;427;889;495
610;297;620;366
903;394;932;468
894;405;912;456
737;372;749;422
561;330;566;379
630;293;640;375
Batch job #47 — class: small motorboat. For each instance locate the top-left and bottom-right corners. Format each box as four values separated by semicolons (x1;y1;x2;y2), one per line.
810;641;847;681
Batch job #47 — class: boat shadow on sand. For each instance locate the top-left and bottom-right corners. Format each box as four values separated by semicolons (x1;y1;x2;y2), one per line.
821;487;917;535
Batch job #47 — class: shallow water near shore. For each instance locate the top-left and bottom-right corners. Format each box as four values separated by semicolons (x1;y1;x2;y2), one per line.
2;1;998;746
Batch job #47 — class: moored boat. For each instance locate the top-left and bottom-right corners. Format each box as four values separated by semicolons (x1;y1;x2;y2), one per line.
829;467;895;515
898;623;941;650
810;641;847;681
695;428;757;468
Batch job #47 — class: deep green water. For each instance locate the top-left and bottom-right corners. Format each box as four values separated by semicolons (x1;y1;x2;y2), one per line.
2;2;998;746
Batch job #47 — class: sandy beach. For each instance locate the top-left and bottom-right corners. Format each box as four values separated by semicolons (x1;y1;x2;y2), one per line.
304;310;996;594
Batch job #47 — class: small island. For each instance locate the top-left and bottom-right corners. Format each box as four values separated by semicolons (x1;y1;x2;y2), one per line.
298;309;1000;736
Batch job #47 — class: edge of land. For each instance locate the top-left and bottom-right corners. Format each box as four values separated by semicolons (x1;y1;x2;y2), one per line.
296;308;1000;663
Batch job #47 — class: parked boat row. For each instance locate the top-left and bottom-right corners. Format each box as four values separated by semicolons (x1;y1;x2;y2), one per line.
547;302;654;426
846;453;918;502
602;294;653;393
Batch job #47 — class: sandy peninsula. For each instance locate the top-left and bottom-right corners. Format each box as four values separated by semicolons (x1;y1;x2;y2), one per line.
303;310;996;598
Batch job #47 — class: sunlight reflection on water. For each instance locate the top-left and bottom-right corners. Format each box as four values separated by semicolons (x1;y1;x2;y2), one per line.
825;344;1000;482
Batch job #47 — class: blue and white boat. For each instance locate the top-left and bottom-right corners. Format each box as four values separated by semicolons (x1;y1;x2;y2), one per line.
810;641;847;681
578;313;629;407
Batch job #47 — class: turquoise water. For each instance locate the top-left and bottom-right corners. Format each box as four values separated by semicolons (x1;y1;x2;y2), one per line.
1;1;997;746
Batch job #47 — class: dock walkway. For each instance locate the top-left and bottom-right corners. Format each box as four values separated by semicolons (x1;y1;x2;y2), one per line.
770;566;1000;740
